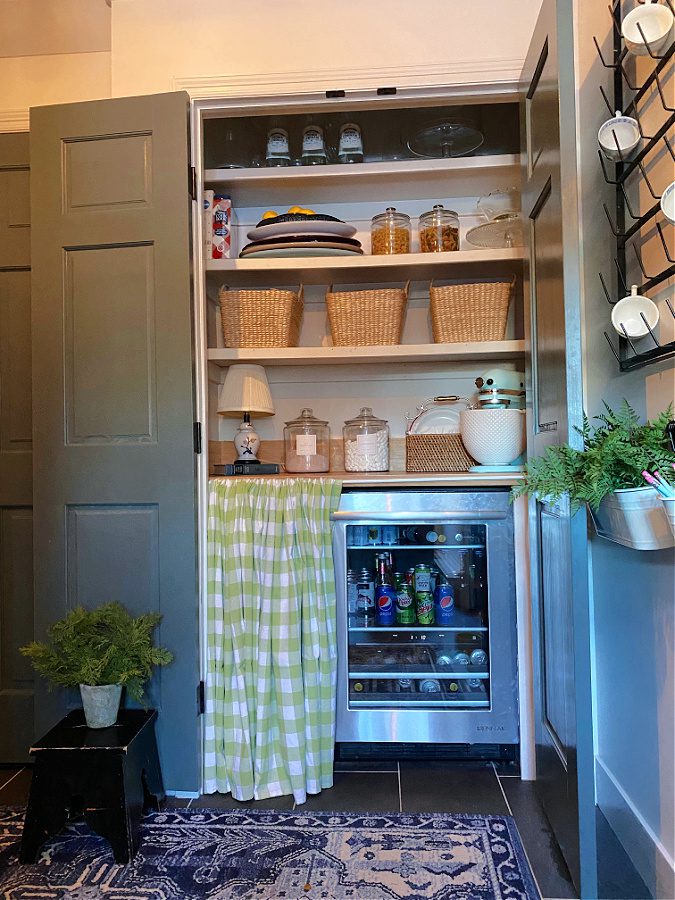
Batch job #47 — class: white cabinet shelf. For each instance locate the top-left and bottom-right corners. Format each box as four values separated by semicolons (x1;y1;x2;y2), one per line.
207;340;525;367
206;248;524;286
204;154;520;205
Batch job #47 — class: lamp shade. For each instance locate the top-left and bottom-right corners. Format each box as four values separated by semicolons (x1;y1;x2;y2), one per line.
217;364;275;417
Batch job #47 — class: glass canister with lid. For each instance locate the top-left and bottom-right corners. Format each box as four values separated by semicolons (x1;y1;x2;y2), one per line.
371;207;411;254
343;407;390;472
284;408;330;473
419;204;460;252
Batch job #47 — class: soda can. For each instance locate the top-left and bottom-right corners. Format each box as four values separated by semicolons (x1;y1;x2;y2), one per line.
415;591;435;625
405;567;415;585
468;678;482;689
347;570;359;617
398;678;413;691
419;678;442;693
436;654;453;667
357;579;375;625
413;564;432;594
350;525;369;546
434;583;455;625
394;578;416;625
367;526;381;545
381;525;398;545
451;651;471;669
470;649;488;668
375;585;396;627
429;567;439;591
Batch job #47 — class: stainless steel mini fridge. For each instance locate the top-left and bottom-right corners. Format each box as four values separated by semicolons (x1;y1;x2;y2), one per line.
331;489;518;746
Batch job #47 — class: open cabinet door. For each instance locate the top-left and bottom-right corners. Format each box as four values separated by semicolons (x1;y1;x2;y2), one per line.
30;92;199;794
0;133;34;763
522;2;597;896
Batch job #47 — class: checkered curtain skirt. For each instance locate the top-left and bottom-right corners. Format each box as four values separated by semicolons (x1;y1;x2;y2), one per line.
203;478;342;803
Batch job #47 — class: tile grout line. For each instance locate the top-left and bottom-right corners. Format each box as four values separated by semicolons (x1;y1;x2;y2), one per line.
0;767;25;792
397;761;402;813
493;763;546;900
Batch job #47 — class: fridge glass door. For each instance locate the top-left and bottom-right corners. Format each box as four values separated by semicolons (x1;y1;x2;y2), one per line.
346;523;490;709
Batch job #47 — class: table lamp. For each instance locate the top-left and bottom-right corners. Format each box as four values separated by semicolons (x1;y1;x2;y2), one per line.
217;364;275;463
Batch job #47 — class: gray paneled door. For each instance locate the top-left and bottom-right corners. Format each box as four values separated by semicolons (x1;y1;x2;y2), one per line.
0;133;34;763
522;2;595;895
30;92;200;793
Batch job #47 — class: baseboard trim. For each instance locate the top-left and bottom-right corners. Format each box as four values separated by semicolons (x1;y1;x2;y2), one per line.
596;756;675;899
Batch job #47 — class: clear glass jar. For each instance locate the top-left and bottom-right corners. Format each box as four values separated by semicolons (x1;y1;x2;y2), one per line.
343;407;390;472
419;204;459;252
284;408;330;473
338;122;364;163
301;124;327;165
265;127;290;167
371;207;411;255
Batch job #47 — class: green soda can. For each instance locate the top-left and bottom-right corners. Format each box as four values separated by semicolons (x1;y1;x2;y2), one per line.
394;573;416;625
415;591;435;625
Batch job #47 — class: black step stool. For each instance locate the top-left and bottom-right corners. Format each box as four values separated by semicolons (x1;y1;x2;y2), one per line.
19;708;164;864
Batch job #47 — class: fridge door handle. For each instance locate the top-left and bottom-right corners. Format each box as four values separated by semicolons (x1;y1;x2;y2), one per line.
331;510;506;522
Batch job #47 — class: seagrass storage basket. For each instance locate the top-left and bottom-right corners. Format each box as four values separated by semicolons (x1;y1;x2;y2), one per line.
218;286;303;348
326;282;409;346
430;276;515;343
405;433;476;473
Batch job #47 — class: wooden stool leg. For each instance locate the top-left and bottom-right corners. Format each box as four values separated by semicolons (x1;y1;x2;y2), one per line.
19;763;69;863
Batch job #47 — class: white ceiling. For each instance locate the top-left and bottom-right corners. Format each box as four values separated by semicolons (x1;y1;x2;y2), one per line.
0;0;111;58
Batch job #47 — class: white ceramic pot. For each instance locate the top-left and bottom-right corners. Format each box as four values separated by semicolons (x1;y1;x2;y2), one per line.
661;181;675;225
80;683;122;729
622;0;674;56
590;486;675;550
459;408;526;465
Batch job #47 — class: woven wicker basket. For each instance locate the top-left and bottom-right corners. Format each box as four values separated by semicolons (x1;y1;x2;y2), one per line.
430;277;515;343
326;282;409;346
405;433;476;473
218;286;303;348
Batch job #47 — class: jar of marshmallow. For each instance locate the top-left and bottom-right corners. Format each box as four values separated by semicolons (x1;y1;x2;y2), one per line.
342;407;390;472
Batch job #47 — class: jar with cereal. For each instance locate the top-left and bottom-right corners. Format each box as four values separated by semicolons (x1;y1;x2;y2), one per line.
371;207;411;255
419;204;459;252
343;407;390;472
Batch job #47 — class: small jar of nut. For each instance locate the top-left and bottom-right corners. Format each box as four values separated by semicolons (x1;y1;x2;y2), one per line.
419;204;460;253
371;207;411;254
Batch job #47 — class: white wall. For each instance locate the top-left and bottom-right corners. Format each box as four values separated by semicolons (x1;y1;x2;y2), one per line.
110;0;541;98
574;4;675;898
0;0;112;131
0;0;542;130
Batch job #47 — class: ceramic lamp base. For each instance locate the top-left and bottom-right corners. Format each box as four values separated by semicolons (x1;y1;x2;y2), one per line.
469;464;525;473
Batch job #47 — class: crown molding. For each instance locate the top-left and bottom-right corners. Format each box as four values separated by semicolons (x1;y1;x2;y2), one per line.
0;108;29;133
173;57;524;99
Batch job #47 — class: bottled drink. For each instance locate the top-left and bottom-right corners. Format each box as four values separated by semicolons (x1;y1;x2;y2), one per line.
301;124;327;165
451;651;471;669
357;571;375;626
402;526;441;544
470;648;488;668
419;678;442;693
337;122;364;163
347;569;359;624
265;126;290;167
397;678;413;692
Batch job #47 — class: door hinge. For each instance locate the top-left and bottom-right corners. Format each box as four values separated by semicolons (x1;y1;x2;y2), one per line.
193;421;202;454
189;165;197;201
197;681;205;715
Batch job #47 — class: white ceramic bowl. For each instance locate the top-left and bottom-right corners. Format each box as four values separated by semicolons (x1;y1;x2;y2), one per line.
459;408;526;466
598;111;641;161
622;1;674;56
661;181;675;225
611;290;660;337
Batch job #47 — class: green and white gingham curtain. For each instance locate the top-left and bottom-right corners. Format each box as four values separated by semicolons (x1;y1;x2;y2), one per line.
203;477;342;804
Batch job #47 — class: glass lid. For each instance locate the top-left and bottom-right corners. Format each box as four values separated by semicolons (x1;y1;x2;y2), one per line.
406;121;484;159
285;407;328;427
344;406;388;426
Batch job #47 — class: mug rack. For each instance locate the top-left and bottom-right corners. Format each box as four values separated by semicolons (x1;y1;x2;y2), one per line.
594;0;675;371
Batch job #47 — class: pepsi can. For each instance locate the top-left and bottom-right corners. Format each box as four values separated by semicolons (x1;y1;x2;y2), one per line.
434;583;455;624
375;585;396;626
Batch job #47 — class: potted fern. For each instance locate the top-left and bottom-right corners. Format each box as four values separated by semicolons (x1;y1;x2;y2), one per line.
513;400;675;550
21;603;173;728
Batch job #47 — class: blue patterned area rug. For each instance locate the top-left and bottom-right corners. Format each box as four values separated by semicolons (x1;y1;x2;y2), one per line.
0;806;539;899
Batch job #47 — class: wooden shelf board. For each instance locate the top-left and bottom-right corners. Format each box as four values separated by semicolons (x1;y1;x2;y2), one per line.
204;154;519;186
208;471;523;487
207;340;525;367
206;248;524;285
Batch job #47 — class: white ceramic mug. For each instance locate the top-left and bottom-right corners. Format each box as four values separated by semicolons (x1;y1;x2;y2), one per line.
598;110;641;161
622;0;674;56
611;284;660;338
661;181;675;225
